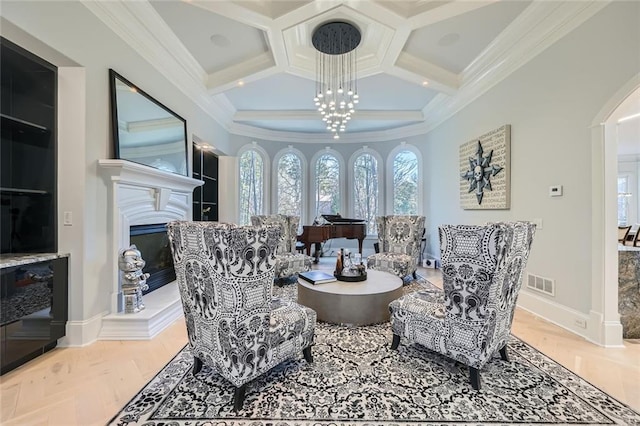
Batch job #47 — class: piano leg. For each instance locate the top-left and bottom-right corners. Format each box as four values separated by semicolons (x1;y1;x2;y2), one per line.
357;238;364;256
312;242;322;264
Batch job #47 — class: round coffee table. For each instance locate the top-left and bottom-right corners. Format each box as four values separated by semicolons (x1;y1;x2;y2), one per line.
297;269;403;325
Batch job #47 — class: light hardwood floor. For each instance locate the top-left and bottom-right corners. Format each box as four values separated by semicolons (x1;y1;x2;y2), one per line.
1;266;638;425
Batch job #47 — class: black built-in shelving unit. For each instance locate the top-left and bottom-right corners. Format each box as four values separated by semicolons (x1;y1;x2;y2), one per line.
192;144;218;221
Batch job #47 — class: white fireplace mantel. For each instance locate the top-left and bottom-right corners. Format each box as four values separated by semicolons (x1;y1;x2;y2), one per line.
98;159;203;340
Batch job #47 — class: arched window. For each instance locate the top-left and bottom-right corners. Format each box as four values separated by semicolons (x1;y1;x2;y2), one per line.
314;152;341;217
238;146;267;225
275;151;303;217
352;150;380;234
390;145;421;215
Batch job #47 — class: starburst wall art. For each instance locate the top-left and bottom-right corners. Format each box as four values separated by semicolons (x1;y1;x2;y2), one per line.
460;124;510;209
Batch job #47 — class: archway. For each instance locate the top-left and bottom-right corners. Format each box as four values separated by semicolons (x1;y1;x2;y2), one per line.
589;75;639;347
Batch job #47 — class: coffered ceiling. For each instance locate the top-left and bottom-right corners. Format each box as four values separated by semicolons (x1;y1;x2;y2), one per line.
85;0;610;143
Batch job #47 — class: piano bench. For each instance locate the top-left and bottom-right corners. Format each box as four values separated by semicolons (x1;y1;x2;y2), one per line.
295;241;306;254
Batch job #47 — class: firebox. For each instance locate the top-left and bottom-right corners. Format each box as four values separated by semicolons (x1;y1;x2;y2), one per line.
129;223;175;294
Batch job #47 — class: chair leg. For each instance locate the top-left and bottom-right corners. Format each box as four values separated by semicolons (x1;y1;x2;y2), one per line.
469;367;482;391
233;384;247;413
499;345;509;362
192;356;203;375
391;333;401;350
303;346;313;363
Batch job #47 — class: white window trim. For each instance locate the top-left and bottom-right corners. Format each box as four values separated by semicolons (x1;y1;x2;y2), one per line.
237;142;271;220
386;142;423;215
272;146;307;220
348;146;384;235
309;147;346;225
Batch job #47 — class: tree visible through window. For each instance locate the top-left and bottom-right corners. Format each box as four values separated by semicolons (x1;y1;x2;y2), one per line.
315;153;340;216
393;150;418;214
353;153;378;234
239;149;264;225
277;152;302;216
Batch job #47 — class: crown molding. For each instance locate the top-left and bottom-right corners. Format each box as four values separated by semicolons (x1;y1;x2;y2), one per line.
227;118;431;144
459;1;610;104
85;0;612;146
82;1;206;84
233;110;423;122
416;0;611;136
82;0;231;132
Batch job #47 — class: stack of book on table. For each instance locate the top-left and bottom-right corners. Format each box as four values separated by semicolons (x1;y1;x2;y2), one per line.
298;270;337;285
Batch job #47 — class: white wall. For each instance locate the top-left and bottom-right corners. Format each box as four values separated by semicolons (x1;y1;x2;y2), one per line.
422;1;639;320
1;1;231;345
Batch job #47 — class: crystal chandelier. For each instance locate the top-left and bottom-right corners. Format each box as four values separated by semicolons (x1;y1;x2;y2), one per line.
312;21;361;139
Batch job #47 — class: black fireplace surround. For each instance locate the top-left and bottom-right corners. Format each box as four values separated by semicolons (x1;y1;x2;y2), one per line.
129;223;175;294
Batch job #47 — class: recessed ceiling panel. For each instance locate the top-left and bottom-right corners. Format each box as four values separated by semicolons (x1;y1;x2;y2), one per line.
404;1;531;74
356;74;437;110
150;1;267;74
226;73;316;110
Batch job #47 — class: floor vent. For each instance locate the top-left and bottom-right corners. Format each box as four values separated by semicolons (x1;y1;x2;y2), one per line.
526;273;555;296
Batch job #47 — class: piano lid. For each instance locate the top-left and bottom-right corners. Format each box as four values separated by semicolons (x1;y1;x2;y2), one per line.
321;214;365;224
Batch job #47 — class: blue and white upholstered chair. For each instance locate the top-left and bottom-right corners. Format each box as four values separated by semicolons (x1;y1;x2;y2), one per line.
166;221;316;411
251;214;312;284
389;222;535;390
367;215;425;279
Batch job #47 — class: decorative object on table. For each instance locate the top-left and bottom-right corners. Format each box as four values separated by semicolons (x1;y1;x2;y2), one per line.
166;221;316;412
460;124;510;209
389;221;535;391
334;269;368;282
334;247;344;275
298;270;337;285
334;248;367;281
118;245;150;314
367;215;425;279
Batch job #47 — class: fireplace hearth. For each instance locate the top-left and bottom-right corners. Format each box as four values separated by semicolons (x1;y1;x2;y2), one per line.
129;223;175;294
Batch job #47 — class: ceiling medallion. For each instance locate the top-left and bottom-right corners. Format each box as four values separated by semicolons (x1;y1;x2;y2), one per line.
312;21;361;139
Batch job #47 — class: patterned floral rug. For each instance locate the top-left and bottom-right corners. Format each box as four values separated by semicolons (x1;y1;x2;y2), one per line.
109;278;640;426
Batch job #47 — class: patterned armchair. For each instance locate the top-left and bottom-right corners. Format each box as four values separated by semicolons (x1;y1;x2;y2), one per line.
367;215;425;279
389;222;535;390
251;214;312;284
166;221;316;412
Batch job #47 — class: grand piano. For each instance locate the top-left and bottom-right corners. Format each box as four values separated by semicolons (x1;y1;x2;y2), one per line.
297;215;366;263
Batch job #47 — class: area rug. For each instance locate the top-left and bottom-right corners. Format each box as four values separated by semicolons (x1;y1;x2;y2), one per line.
109;278;640;426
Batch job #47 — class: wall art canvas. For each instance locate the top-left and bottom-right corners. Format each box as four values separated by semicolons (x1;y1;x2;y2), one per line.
460;124;510;210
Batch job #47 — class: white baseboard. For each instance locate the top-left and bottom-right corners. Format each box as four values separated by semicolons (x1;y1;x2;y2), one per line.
60;311;105;347
517;289;596;343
